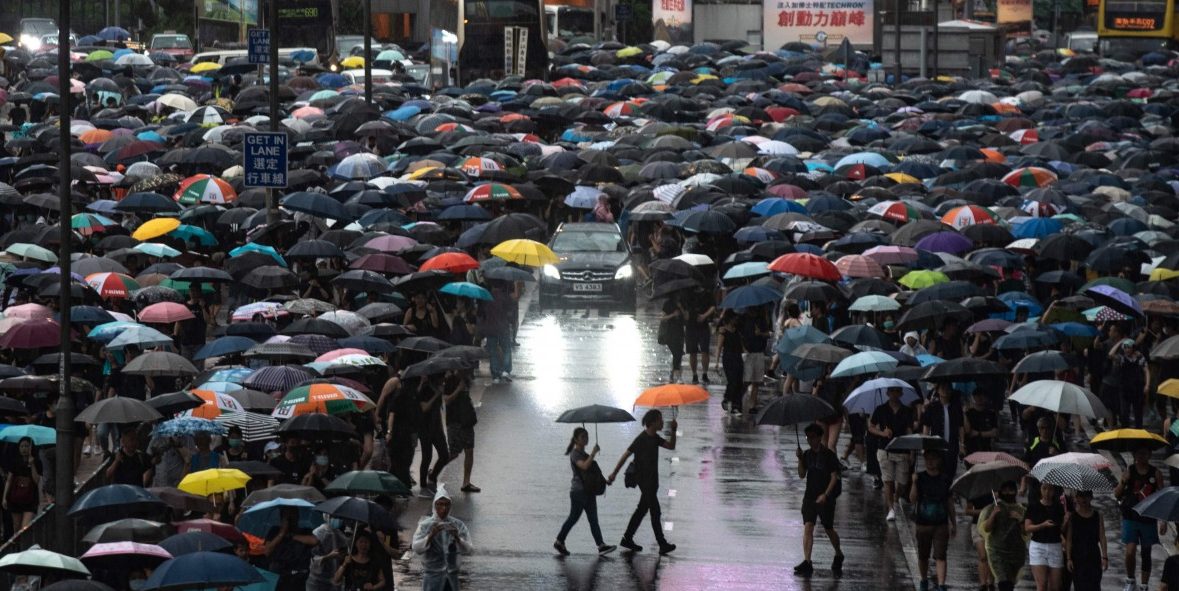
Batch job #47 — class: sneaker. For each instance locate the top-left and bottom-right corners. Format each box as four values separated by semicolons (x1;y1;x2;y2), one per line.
1139;584;1150;591
597;544;617;555
620;538;642;552
691;375;699;384
873;478;884;490
831;553;844;575
918;581;929;591
886;508;896;521
721;400;731;412
658;543;676;555
702;373;711;384
503;374;513;382
553;541;570;556
793;560;813;576
491;377;502;384
1122;579;1135;591
83;444;92;456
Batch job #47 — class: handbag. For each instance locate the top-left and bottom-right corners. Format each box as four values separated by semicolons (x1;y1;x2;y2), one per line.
7;475;34;506
623;461;638;488
580;461;607;496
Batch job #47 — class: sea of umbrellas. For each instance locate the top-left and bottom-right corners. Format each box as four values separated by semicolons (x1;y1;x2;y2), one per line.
2;29;1179;588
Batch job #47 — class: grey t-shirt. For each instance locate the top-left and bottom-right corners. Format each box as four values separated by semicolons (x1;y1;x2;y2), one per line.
569;449;588;492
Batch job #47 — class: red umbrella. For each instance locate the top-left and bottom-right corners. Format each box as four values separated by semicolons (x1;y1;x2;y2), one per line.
419;252;479;274
0;318;62;349
139;302;195;324
173;518;245;543
767;253;841;282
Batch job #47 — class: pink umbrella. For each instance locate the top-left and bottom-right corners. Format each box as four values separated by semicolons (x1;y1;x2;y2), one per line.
834;254;885;278
364;235;419;253
862;245;919;266
81;542;171;569
315;348;369;363
139;302;195;323
5;303;53;320
0;318;61;349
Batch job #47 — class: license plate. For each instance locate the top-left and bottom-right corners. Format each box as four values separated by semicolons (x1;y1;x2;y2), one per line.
572;283;603;292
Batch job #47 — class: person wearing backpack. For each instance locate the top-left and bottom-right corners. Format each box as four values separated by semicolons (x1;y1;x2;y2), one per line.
554;427;616;556
910;448;955;591
794;423;845;578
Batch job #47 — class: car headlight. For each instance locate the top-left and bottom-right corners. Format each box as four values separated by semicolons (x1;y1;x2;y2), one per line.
542;264;560;279
21;35;41;52
614;264;633;280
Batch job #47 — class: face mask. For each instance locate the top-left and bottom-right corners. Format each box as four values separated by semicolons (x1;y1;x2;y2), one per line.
315;455;329;466
228;438;243;448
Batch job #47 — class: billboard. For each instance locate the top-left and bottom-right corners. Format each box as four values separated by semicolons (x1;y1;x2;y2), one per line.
199;0;259;24
996;0;1032;23
652;0;693;45
763;0;874;49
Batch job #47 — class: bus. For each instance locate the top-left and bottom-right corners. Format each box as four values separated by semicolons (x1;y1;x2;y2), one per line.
1097;0;1179;56
430;0;548;86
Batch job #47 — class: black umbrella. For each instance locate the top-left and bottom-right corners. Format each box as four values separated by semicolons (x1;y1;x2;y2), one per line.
75;396;164;424
922;357;1005;382
397;336;451;353
226;460;283;480
282;317;351;338
170;266;234;283
315;496;398;539
332;269;396;292
755;394;836;447
145;391;204;416
240;265;299;290
556;404;636;441
158;531;233;556
885;434;948;452
896;300;971;331
652;277;700;299
275;413;357;440
401;355;472;378
82;518;170;545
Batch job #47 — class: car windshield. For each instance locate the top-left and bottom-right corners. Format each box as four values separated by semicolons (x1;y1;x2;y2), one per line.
23;21;55;35
153;36;191;49
551;231;623;252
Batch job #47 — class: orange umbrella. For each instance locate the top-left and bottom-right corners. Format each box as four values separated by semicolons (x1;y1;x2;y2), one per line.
634;384;709;418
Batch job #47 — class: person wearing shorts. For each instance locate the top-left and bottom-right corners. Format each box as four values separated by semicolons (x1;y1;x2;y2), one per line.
794;423;844;577
738;308;770;411
869;387;914;522
1116;447;1164;590
911;449;954;591
1025;481;1066;590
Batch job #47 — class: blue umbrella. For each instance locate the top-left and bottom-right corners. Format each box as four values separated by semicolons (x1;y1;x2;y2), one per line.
733;226;785;244
0;425;55;446
752;198;806;217
194;336;257;361
830;351;899;378
200;568;278;591
154;418;227;437
87;321;143;343
776;325;832;355
133;243;183;258
69;484;166;520
63;305;116;325
198;366;253;384
159;531;233;556
1011;217;1063;239
107;325;174;350
229;243;286;266
439;281;492;301
384;105;422;121
723;261;770;280
1050;322;1098;337
172;225;219;247
280;192;354;222
98;26;131;41
436;204;490;222
142;551;263;591
719;284;781;309
236;498;317;538
1083;284;1144;318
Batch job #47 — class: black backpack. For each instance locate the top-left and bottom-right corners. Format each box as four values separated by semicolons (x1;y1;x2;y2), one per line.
580;461;608;496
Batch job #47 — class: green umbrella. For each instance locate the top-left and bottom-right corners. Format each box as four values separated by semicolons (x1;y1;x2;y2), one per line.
4;242;58;263
0;546;91;577
324;470;411;496
132;243;182;258
86;50;115;62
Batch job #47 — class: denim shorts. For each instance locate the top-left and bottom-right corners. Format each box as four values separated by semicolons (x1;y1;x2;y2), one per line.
1121;519;1160;546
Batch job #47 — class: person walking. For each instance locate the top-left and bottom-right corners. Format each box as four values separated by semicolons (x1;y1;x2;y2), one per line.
478;283;514;383
910;449;954;591
715;311;745;415
554;427;616;556
1025;481;1066;591
658;293;686;383
1064;490;1107;591
980;481;1028;591
920;384;964;480
306;515;348;591
684;286;716;384
869;387;914;522
416;375;450;495
607;409;677;555
412;485;472;591
1109;339;1149;429
793;423;844;577
332;531;387;591
443;371;480;493
1114;445;1165;591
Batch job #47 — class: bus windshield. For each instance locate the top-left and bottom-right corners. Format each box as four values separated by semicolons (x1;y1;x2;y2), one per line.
464;0;541;22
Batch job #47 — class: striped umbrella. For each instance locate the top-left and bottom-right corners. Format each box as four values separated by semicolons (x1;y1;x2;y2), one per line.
183;389;247;419
940;205;996;228
86;272;140;299
457;157;502;177
862;245;918;266
272;383;375;419
463;183;523;203
214;412;280;443
867;200;921;223
174;175;236;205
834;254;885;278
243;365;314;393
1001;166;1057;188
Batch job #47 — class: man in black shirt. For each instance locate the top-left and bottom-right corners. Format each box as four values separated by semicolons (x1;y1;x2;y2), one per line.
106;430;153;486
684;287;716;385
608;409;677;555
794;423;844;577
269;438;310;485
920;385;964;479
869;387;914;522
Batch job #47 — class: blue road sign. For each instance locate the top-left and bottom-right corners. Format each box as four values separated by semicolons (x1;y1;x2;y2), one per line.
248;29;269;65
243;131;288;188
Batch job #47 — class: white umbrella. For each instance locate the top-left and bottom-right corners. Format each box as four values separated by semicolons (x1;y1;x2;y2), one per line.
830;351;898;378
842;377;920;414
0;546;91;576
673;253;714;267
1008;379;1110;419
317;310;371;336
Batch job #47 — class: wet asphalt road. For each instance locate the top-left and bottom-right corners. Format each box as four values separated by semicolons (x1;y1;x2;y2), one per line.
389;290;1178;590
393;293;913;590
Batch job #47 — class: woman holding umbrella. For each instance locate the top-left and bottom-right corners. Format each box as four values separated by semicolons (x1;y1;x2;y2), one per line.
332;530;387;591
554;427;615;556
3;436;40;530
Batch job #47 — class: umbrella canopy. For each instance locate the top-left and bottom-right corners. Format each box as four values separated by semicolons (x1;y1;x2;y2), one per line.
76;396;163;424
141;551;262;591
0;547;91;577
634;384;709;408
177;468;251;496
324;470;412;496
1030;461;1115;493
950;461;1028;499
1009;380;1110;419
1089;429;1168;453
69;484;167;521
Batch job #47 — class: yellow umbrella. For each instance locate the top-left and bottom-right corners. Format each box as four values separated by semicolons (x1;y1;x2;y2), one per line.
0;33;14;45
178;468;251;496
1150;267;1179;282
1159;379;1179;399
190;62;221;74
884;172;921;184
1089;429;1168;453
340;56;365;68
616;46;642;58
132;217;181;241
490;239;559;267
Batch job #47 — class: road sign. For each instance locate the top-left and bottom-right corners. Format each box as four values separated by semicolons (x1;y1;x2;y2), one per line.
615;3;632;21
243;131;288;188
248;28;269;65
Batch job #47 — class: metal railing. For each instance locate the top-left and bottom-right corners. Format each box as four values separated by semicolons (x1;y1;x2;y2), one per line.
0;458;112;591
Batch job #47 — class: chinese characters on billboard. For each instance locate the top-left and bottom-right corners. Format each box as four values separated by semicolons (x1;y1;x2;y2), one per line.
652;0;693;44
762;0;874;49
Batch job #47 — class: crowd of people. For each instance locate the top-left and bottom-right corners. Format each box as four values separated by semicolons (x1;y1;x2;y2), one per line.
2;25;1179;591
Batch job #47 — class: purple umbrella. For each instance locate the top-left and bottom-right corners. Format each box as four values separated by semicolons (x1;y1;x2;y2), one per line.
914;231;974;255
966;318;1014;334
1082;284;1144;318
243;365;314;393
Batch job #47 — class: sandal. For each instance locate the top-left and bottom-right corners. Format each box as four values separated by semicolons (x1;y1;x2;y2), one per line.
461;484;481;493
